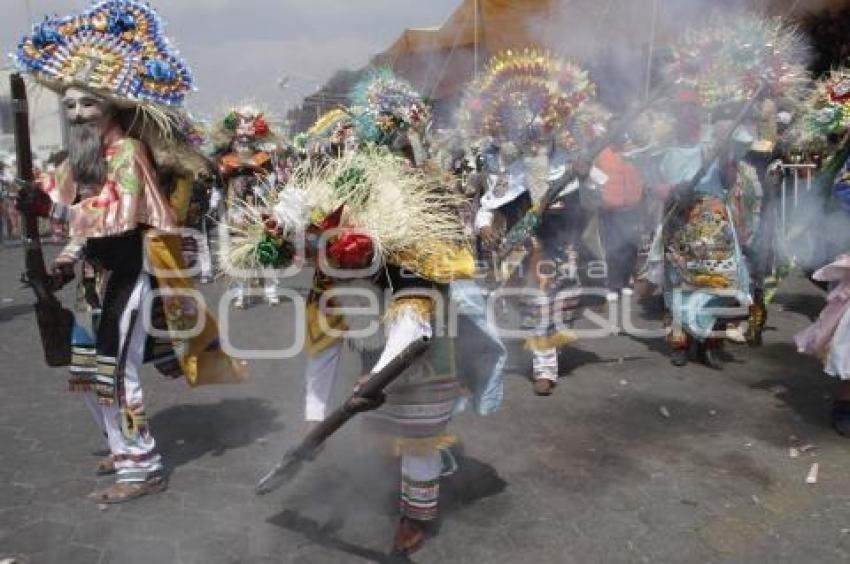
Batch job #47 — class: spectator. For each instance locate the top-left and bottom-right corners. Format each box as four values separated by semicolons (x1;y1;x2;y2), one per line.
596;141;645;301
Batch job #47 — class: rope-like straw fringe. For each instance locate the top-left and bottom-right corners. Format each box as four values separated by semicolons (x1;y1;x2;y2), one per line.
219;148;468;277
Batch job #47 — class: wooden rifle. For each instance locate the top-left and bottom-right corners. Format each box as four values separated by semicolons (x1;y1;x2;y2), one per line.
11;73;74;367
493;81;674;280
663;79;769;224
256;337;431;495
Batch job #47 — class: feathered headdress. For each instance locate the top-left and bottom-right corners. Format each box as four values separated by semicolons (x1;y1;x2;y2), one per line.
307;108;353;139
14;0;192;109
458;49;596;148
350;68;430;144
211;104;279;153
220;148;472;282
667;12;810;110
797;70;850;143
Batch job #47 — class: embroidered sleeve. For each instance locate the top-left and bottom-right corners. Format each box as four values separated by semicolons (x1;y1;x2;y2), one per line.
42;162;77;206
65;139;145;237
110;139;143;229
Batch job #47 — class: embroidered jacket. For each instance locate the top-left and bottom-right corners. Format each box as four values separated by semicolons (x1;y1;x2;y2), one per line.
43;125;178;238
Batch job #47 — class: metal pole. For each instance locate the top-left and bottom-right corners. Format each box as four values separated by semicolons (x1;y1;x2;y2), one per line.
781;169;787;238
472;0;478;79
644;0;659;99
793;168;799;207
473;0;480;80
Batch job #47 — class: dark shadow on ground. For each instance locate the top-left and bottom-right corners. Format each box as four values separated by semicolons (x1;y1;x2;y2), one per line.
268;510;405;563
266;454;505;562
150;398;282;470
0;303;32;323
635;293;666;319
626;333;670;357
773;291;826;321
748;341;838;438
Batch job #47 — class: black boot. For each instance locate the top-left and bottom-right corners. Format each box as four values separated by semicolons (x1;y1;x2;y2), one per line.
832;401;850;438
670;348;688;367
700;340;723;370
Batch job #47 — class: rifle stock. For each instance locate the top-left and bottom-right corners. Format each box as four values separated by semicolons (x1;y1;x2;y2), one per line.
11;73;73;367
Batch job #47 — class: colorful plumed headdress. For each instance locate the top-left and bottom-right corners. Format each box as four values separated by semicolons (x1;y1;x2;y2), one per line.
667;12;810;110
211;104;278;152
458;49;596;149
14;0;192;108
350;68;430;144
219;149;471;281
798;70;850;142
306;108;359;147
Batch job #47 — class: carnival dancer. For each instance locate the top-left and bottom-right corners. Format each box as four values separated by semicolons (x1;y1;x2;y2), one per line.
14;0;244;503
652;13;810;367
222;142;482;553
460;50;597;395
212;105;282;307
596;137;646;301
651;96;754;368
796;254;850;436
225;69;499;551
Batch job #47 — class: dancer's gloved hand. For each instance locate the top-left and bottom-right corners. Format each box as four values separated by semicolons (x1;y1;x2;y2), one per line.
48;258;76;291
349;374;387;413
15;182;53;218
347;393;386;413
572;155;592;179
348;376;387;413
673;182;696;206
479;225;500;250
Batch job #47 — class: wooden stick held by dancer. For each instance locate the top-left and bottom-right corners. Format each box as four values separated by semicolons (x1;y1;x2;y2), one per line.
255;336;431;495
10;73;74;367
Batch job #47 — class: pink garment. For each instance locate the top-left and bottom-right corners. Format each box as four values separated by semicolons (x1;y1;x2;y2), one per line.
42;125;178;238
796;255;850;379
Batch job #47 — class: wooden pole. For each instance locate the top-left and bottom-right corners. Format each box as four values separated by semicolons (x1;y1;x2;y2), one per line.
644;0;659;99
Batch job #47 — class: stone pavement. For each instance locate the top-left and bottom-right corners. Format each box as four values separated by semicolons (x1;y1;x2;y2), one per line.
0;242;849;563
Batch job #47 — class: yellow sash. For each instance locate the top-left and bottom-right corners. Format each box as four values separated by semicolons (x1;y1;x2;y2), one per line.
145;232;247;386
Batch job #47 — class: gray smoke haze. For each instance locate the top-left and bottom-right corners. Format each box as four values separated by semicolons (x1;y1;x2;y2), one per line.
518;0;837;110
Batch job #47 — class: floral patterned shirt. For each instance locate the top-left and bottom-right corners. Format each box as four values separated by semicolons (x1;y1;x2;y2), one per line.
42;126;178;238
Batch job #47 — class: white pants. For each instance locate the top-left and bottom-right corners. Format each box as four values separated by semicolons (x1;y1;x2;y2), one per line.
97;274;163;482
195;229;213;279
532;348;558;381
234;271;280;301
303;302;431;420
400;451;442;521
304;342;343;422
304;303;444;519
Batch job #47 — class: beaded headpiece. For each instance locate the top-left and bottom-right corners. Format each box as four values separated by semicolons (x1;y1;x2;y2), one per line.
458;49;596;148
14;0;192;107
